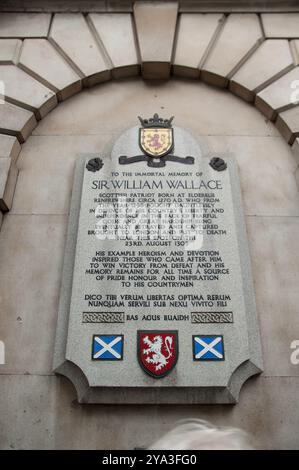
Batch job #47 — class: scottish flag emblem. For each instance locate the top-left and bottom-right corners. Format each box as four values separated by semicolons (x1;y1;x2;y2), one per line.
92;334;124;361
193;335;224;361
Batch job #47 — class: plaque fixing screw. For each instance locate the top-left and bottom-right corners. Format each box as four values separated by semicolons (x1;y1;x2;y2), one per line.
86;157;103;172
209;157;227;171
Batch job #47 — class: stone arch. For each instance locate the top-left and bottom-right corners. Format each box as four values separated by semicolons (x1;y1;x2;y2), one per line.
1;5;299;214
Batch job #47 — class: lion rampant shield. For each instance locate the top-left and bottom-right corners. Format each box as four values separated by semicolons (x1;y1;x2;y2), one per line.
137;331;178;378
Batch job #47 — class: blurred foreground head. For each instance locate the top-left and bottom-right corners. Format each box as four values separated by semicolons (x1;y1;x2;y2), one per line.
148;419;253;450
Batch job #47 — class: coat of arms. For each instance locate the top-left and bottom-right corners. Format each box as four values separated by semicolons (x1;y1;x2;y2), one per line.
119;114;194;167
139;115;173;158
137;331;178;378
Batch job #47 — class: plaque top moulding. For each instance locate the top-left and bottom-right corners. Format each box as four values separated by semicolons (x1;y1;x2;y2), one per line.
53;115;263;404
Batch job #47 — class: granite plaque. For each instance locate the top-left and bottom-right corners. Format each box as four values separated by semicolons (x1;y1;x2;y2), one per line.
53;115;263;404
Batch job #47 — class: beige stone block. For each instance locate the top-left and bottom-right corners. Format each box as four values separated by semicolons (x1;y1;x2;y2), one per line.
49;13;111;87
247;216;299;378
0;134;21;162
19;39;82;102
262;13;299;39
11;134;114;215
0;102;37;143
0;158;18;212
173;13;224;78
201;14;263;87
205;135;299;217
0;39;22;64
0;13;51;38
0;65;57;120
134;1;178;79
32;79;279;138
0;214;67;375
276;107;299;145
230;40;294;103
88;13;139;79
255;66;299;121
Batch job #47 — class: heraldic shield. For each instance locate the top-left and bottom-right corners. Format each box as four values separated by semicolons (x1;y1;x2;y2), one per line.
137;331;178;378
139;127;173;158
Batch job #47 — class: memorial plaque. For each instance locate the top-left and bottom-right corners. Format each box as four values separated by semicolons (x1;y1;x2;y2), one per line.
54;114;263;404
